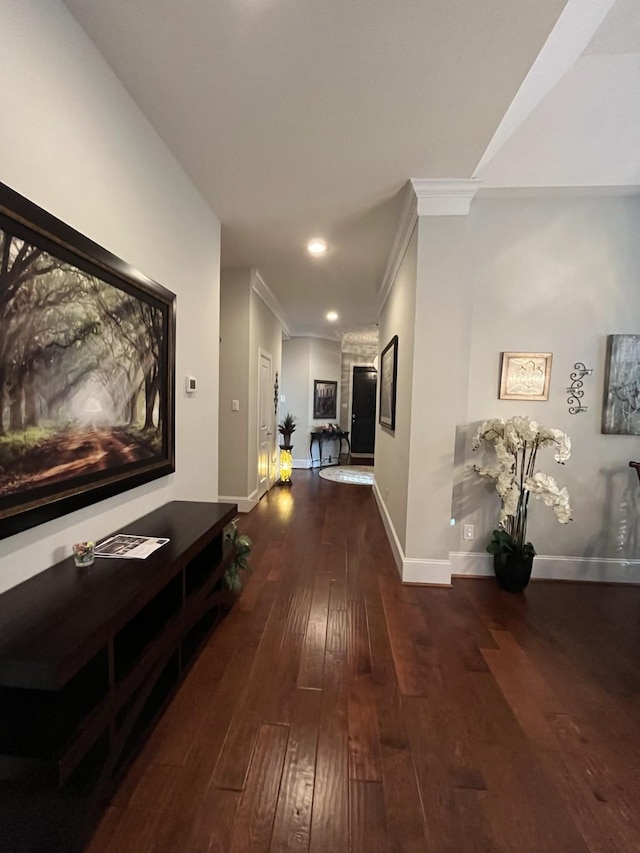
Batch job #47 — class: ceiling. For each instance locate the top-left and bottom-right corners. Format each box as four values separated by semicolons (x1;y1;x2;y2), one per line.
477;0;640;188
62;0;639;339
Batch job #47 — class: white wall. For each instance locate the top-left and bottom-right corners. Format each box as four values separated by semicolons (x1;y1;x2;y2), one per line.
376;192;640;585
375;227;418;553
457;195;640;578
0;0;221;593
280;336;342;466
309;338;342;464
404;214;472;584
281;338;312;466
219;268;283;504
310;338;342;429
219;269;251;497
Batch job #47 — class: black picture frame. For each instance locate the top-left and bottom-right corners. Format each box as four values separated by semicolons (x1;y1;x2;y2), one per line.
0;182;176;540
379;335;398;430
313;380;337;419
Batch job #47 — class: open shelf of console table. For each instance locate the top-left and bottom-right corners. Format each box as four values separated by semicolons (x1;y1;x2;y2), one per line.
0;500;237;853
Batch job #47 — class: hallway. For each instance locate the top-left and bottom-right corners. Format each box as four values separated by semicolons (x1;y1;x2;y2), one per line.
88;471;640;852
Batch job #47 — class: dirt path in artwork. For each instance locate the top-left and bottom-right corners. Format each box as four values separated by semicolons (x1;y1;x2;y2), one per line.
30;428;150;483
0;428;153;497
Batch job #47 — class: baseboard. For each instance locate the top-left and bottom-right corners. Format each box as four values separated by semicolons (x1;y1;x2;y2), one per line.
372;482;403;577
372;482;452;586
449;552;494;578
370;507;640;585
402;558;453;586
293;457;344;469
217;490;258;514
292;457;312;469
450;551;640;584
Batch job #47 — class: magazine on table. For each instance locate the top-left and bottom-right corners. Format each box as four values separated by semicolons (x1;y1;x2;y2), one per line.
94;534;170;560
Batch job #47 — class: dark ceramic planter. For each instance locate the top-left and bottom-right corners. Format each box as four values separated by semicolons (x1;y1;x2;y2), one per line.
493;550;534;593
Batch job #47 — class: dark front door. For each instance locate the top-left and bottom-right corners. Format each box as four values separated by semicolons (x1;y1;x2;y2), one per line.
351;366;377;454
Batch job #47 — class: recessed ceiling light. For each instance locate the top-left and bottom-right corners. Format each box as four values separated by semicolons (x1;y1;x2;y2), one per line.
326;311;338;322
307;238;328;256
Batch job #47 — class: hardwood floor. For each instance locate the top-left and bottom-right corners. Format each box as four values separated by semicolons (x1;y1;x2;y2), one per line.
87;471;640;852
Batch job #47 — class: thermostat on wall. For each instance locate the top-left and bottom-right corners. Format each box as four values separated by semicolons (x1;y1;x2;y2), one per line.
185;376;197;394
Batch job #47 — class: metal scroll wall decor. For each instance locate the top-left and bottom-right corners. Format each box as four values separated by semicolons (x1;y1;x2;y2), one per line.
566;362;593;414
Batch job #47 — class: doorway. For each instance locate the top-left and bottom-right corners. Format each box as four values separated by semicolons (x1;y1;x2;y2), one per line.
350;366;377;455
257;349;275;500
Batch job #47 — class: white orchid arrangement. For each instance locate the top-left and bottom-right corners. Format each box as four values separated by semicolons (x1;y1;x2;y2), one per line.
472;416;571;558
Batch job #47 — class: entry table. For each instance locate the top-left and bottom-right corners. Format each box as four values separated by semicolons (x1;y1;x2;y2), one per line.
309;429;351;467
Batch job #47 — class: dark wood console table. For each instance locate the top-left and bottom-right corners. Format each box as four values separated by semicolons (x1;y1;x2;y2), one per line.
0;500;237;852
309;429;351;467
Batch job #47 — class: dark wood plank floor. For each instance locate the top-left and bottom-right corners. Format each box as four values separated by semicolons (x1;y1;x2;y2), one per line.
87;471;640;852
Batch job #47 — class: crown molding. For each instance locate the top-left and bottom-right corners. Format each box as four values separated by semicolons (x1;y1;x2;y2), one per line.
377;178;483;314
251;269;291;338
286;331;342;343
410;178;482;216
377;182;418;314
476;184;640;199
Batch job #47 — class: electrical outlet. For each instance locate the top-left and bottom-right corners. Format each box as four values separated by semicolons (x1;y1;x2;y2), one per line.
463;524;475;541
231;399;240;411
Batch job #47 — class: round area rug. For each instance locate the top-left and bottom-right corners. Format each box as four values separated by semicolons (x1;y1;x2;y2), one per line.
318;465;374;485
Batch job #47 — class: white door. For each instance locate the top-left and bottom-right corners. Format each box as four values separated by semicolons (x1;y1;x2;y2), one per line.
257;350;273;500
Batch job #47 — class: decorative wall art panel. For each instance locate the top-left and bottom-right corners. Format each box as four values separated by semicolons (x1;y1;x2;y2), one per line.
602;334;640;435
0;182;175;539
499;352;552;401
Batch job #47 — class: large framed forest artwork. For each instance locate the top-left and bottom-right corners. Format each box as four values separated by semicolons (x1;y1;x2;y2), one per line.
0;182;176;539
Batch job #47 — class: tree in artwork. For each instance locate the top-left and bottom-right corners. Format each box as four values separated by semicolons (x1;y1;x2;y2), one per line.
0;228;166;499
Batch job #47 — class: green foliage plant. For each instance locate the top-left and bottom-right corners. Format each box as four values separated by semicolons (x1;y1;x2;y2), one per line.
223;521;253;592
486;528;536;564
278;412;297;447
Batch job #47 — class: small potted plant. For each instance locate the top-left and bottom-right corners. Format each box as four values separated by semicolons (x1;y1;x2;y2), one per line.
472;416;572;592
223;521;253;593
278;413;297;449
